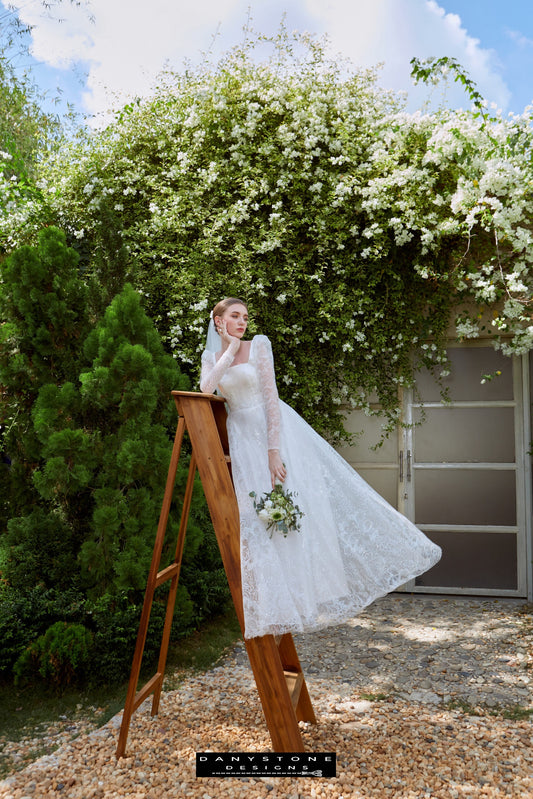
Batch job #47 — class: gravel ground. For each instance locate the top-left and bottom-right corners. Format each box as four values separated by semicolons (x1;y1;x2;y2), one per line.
1;595;532;799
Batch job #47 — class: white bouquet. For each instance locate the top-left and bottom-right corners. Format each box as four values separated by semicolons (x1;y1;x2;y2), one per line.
249;484;304;538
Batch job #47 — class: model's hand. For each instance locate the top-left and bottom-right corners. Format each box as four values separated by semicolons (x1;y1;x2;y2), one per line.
268;450;286;489
216;319;240;351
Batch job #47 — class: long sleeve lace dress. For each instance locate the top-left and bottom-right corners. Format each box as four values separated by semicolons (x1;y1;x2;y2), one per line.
200;335;441;640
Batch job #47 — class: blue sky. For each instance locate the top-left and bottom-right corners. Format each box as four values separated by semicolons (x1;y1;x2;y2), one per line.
437;1;533;110
3;0;532;125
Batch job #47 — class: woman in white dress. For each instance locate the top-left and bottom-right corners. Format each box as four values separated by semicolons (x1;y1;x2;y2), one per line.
200;297;441;640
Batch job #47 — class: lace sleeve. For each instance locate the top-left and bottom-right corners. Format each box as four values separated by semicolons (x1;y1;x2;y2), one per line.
200;346;237;394
254;335;281;451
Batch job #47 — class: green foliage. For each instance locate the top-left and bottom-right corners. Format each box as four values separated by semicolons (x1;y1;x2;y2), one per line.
0;585;86;677
14;621;93;690
86;587;195;686
410;56;490;122
0;2;82;252
5;279;196;598
0;7;63;181
0;225;90;395
4;510;79;591
0;67;58;185
0;227;91;528
64;282;191;594
0;237;189;593
179;520;231;625
0;581;210;688
1;232;228;689
27;31;533;441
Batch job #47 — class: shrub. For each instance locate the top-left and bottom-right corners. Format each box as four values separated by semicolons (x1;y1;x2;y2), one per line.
85;586;196;686
0;585;86;678
3;510;81;592
0;581;218;688
14;621;93;690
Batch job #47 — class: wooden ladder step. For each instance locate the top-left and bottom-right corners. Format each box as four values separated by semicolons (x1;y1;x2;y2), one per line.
131;672;163;713
155;562;180;588
284;670;304;710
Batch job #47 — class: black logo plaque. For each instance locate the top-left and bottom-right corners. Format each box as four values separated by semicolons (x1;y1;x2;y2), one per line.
196;752;336;778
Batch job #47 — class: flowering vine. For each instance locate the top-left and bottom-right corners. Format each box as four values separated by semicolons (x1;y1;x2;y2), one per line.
4;32;533;441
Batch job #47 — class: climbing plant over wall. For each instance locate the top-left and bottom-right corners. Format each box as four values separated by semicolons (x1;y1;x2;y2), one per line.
7;31;533;441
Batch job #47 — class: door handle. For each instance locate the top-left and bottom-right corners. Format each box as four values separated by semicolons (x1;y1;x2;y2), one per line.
407;449;412;482
399;450;404;482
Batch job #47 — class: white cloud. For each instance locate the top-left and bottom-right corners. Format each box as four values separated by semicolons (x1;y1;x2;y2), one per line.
16;0;247;118
506;29;533;50
305;0;511;111
426;1;509;107
16;1;95;68
13;0;512;119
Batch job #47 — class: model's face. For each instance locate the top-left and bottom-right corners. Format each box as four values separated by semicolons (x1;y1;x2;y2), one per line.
218;304;248;338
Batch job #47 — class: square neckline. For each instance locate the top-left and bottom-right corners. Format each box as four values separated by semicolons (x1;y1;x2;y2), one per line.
215;336;256;367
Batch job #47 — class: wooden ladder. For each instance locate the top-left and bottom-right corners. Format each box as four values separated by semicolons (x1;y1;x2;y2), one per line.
116;390;316;758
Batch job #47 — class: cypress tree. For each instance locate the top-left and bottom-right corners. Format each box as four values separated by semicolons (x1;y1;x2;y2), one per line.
0;227;91;578
2;232;206;605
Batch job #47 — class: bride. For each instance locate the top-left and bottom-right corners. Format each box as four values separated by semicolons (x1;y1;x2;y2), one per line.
200;297;441;640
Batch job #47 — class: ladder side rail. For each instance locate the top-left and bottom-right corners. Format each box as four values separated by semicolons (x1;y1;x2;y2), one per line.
151;451;198;715
174;393;245;629
210;396;230;455
116;416;187;758
245;636;306;751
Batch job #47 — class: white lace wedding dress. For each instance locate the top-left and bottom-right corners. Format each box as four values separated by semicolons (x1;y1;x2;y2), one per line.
201;335;441;640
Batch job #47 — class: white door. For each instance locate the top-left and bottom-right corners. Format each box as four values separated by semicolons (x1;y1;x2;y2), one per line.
339;343;531;597
403;344;530;596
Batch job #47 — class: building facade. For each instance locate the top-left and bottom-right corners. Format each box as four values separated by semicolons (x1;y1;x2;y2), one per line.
339;342;533;601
